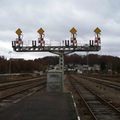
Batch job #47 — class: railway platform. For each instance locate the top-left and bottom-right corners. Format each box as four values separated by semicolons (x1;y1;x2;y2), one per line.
0;92;78;120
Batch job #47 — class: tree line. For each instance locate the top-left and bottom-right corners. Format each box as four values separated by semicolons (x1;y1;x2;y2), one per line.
0;54;120;73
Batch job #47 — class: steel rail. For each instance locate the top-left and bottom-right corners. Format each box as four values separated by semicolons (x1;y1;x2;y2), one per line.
69;76;97;120
70;75;120;120
79;75;120;90
0;78;46;100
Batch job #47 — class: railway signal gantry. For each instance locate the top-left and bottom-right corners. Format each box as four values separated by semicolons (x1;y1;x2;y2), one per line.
12;27;101;91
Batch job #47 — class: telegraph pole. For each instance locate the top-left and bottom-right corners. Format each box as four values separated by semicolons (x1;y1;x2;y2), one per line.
8;51;12;80
86;51;89;74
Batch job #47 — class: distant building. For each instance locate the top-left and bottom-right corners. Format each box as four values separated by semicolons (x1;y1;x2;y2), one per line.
93;64;100;71
77;64;100;73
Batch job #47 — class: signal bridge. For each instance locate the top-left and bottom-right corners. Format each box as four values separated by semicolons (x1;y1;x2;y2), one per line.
12;27;101;91
12;27;101;54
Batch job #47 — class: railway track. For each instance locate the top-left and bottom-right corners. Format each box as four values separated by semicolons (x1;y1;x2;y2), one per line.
87;74;120;83
0;76;46;100
0;76;46;90
95;76;120;83
68;77;97;120
69;75;120;120
78;74;120;90
0;75;46;83
0;73;40;83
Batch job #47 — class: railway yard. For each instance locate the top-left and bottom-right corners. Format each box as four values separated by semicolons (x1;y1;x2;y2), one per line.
65;73;120;120
0;73;119;120
0;74;46;111
0;0;120;119
1;0;120;119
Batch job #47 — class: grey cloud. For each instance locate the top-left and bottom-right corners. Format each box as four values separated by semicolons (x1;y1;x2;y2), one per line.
0;0;120;59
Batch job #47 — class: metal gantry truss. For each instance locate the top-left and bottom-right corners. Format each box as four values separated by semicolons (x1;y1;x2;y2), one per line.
12;27;101;91
12;45;101;53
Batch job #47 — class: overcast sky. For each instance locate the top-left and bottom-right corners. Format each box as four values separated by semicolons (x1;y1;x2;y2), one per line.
0;0;120;59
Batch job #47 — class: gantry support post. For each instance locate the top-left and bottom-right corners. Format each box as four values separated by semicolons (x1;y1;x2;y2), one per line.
59;52;64;91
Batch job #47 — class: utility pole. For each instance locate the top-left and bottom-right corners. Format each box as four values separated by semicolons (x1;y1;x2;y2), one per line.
8;51;12;80
86;51;89;74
